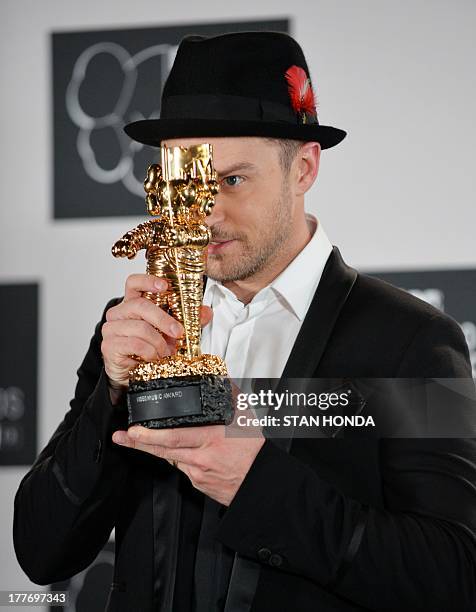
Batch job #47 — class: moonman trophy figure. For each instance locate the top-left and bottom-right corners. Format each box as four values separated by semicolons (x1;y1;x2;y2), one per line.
112;143;233;429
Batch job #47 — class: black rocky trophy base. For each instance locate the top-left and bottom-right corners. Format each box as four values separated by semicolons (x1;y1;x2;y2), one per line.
127;375;234;429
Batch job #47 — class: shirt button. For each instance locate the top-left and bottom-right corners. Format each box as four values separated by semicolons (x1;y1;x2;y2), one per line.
269;553;283;567
257;547;271;562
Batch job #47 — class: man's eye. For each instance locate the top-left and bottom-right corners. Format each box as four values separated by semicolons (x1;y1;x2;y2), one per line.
223;175;244;187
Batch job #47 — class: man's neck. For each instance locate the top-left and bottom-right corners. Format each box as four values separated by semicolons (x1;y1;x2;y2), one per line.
222;215;314;305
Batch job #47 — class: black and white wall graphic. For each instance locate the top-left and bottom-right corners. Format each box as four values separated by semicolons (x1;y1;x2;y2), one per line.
52;19;289;219
370;269;476;376
0;284;38;465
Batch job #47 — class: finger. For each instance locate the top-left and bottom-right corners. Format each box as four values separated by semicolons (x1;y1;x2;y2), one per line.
160;448;205;466
124;274;168;301
126;424;216;448
106;297;184;340
104;353;138;372
104;335;167;363
164;335;178;354
200;305;213;328
112;431;201;465
102;319;171;357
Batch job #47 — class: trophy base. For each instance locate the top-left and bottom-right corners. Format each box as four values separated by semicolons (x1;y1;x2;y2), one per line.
126;355;233;429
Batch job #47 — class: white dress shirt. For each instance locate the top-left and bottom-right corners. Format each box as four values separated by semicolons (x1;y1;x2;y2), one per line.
200;215;332;380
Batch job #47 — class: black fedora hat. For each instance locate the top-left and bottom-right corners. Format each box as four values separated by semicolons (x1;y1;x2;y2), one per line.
124;31;346;149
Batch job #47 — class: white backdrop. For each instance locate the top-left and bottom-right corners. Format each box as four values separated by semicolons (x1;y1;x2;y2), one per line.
1;0;475;604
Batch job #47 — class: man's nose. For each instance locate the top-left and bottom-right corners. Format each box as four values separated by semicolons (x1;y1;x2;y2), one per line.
206;193;226;227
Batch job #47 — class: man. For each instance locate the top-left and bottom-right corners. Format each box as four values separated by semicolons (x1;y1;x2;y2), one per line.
13;32;476;611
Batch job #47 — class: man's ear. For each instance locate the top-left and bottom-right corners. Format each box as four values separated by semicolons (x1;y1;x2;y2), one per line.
294;141;321;195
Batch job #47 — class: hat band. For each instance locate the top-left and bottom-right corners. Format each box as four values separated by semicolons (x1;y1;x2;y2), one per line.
161;94;318;125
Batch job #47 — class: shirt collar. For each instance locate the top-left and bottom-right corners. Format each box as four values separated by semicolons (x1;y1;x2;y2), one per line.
270;214;332;320
204;214;332;321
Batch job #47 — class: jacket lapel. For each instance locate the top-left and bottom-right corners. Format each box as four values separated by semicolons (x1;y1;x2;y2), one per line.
262;246;358;452
223;247;358;612
281;246;357;378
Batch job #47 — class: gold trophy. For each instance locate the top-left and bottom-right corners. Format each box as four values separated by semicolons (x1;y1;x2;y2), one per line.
112;144;233;429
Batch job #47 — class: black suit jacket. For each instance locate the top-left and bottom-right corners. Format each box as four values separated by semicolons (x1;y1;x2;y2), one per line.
13;247;476;611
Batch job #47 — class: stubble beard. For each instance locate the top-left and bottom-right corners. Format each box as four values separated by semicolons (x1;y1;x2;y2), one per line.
206;185;291;283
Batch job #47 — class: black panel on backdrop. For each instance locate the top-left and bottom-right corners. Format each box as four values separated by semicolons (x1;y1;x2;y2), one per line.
0;284;38;465
50;541;114;611
52;19;289;219
370;269;476;377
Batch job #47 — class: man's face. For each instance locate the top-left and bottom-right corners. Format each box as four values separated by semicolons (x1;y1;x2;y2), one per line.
164;136;296;283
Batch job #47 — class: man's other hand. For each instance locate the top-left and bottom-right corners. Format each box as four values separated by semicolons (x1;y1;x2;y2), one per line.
111;415;265;506
101;273;213;392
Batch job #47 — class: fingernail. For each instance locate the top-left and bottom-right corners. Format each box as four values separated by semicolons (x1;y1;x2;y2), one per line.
113;432;126;444
155;279;167;291
171;322;184;338
128;428;140;439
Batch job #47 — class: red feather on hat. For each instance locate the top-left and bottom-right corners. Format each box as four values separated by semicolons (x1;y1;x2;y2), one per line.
285;65;317;117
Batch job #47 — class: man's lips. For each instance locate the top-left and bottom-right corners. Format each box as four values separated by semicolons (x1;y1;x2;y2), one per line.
207;239;234;254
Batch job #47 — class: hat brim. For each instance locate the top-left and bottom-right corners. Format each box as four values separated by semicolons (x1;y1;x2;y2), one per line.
124;119;346;150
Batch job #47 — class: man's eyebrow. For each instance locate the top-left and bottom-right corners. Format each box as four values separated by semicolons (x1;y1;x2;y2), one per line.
216;162;257;178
